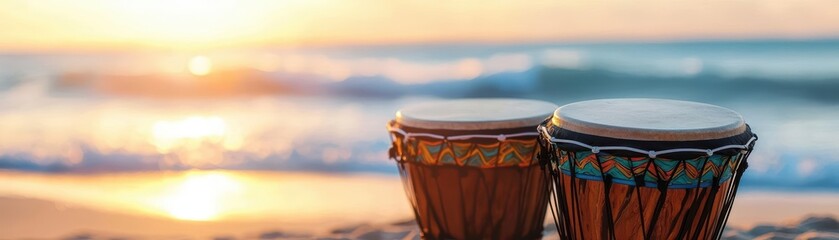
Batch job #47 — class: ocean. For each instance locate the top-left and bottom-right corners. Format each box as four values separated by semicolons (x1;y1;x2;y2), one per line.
1;39;839;192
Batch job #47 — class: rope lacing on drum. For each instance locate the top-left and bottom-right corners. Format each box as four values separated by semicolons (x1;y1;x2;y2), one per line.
386;124;541;143
537;126;758;158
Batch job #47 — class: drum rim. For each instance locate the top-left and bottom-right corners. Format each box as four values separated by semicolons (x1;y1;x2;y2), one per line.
387;120;544;168
552;98;747;141
396;98;558;130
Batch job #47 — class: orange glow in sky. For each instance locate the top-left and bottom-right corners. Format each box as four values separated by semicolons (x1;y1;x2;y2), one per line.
1;0;839;51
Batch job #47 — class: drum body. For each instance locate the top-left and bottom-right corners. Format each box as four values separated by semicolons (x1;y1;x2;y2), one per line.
388;99;557;240
537;99;757;240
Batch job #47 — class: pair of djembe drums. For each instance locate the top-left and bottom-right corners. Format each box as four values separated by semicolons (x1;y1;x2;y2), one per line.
387;98;757;240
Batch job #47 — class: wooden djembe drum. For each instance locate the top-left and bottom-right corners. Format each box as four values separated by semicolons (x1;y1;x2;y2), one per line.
538;98;757;240
387;99;557;240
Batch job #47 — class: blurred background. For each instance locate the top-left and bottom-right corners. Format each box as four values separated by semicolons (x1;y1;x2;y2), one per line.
1;0;838;239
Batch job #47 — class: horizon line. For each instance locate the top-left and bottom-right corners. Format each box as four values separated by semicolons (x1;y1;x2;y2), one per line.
2;35;839;54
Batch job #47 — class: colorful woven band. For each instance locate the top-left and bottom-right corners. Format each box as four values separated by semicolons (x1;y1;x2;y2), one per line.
388;121;541;168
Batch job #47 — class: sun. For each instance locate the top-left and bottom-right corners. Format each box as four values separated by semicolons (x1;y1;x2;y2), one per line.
156;172;241;221
188;55;213;76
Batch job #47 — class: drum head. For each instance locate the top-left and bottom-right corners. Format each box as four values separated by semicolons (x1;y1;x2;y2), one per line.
553;98;746;141
397;99;558;130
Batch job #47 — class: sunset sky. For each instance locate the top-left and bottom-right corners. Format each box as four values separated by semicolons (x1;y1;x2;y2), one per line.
1;0;839;51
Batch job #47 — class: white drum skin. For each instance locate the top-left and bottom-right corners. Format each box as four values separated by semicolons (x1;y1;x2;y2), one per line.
552;98;747;141
397;98;558;130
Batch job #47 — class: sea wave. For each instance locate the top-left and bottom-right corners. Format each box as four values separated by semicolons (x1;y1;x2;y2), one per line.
2;40;839;191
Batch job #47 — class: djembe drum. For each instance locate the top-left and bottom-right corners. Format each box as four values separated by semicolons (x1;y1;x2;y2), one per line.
387;99;557;240
537;99;757;240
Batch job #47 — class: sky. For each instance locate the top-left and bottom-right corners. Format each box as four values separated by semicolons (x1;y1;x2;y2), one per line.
1;0;839;51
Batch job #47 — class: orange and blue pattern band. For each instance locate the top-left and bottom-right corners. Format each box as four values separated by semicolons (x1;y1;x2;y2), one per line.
547;150;743;188
538;119;756;189
387;121;541;168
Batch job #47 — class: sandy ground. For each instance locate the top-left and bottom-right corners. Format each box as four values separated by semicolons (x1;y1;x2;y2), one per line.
0;170;837;239
0;192;837;239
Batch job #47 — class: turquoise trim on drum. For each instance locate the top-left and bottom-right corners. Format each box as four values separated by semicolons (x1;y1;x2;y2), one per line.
549;150;744;188
388;121;541;168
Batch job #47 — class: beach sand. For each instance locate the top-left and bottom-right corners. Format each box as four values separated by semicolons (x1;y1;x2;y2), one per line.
0;170;837;239
1;196;836;240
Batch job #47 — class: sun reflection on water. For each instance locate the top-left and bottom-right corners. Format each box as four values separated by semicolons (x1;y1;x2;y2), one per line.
150;116;243;167
0;169;413;237
152;116;228;152
154;171;241;221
